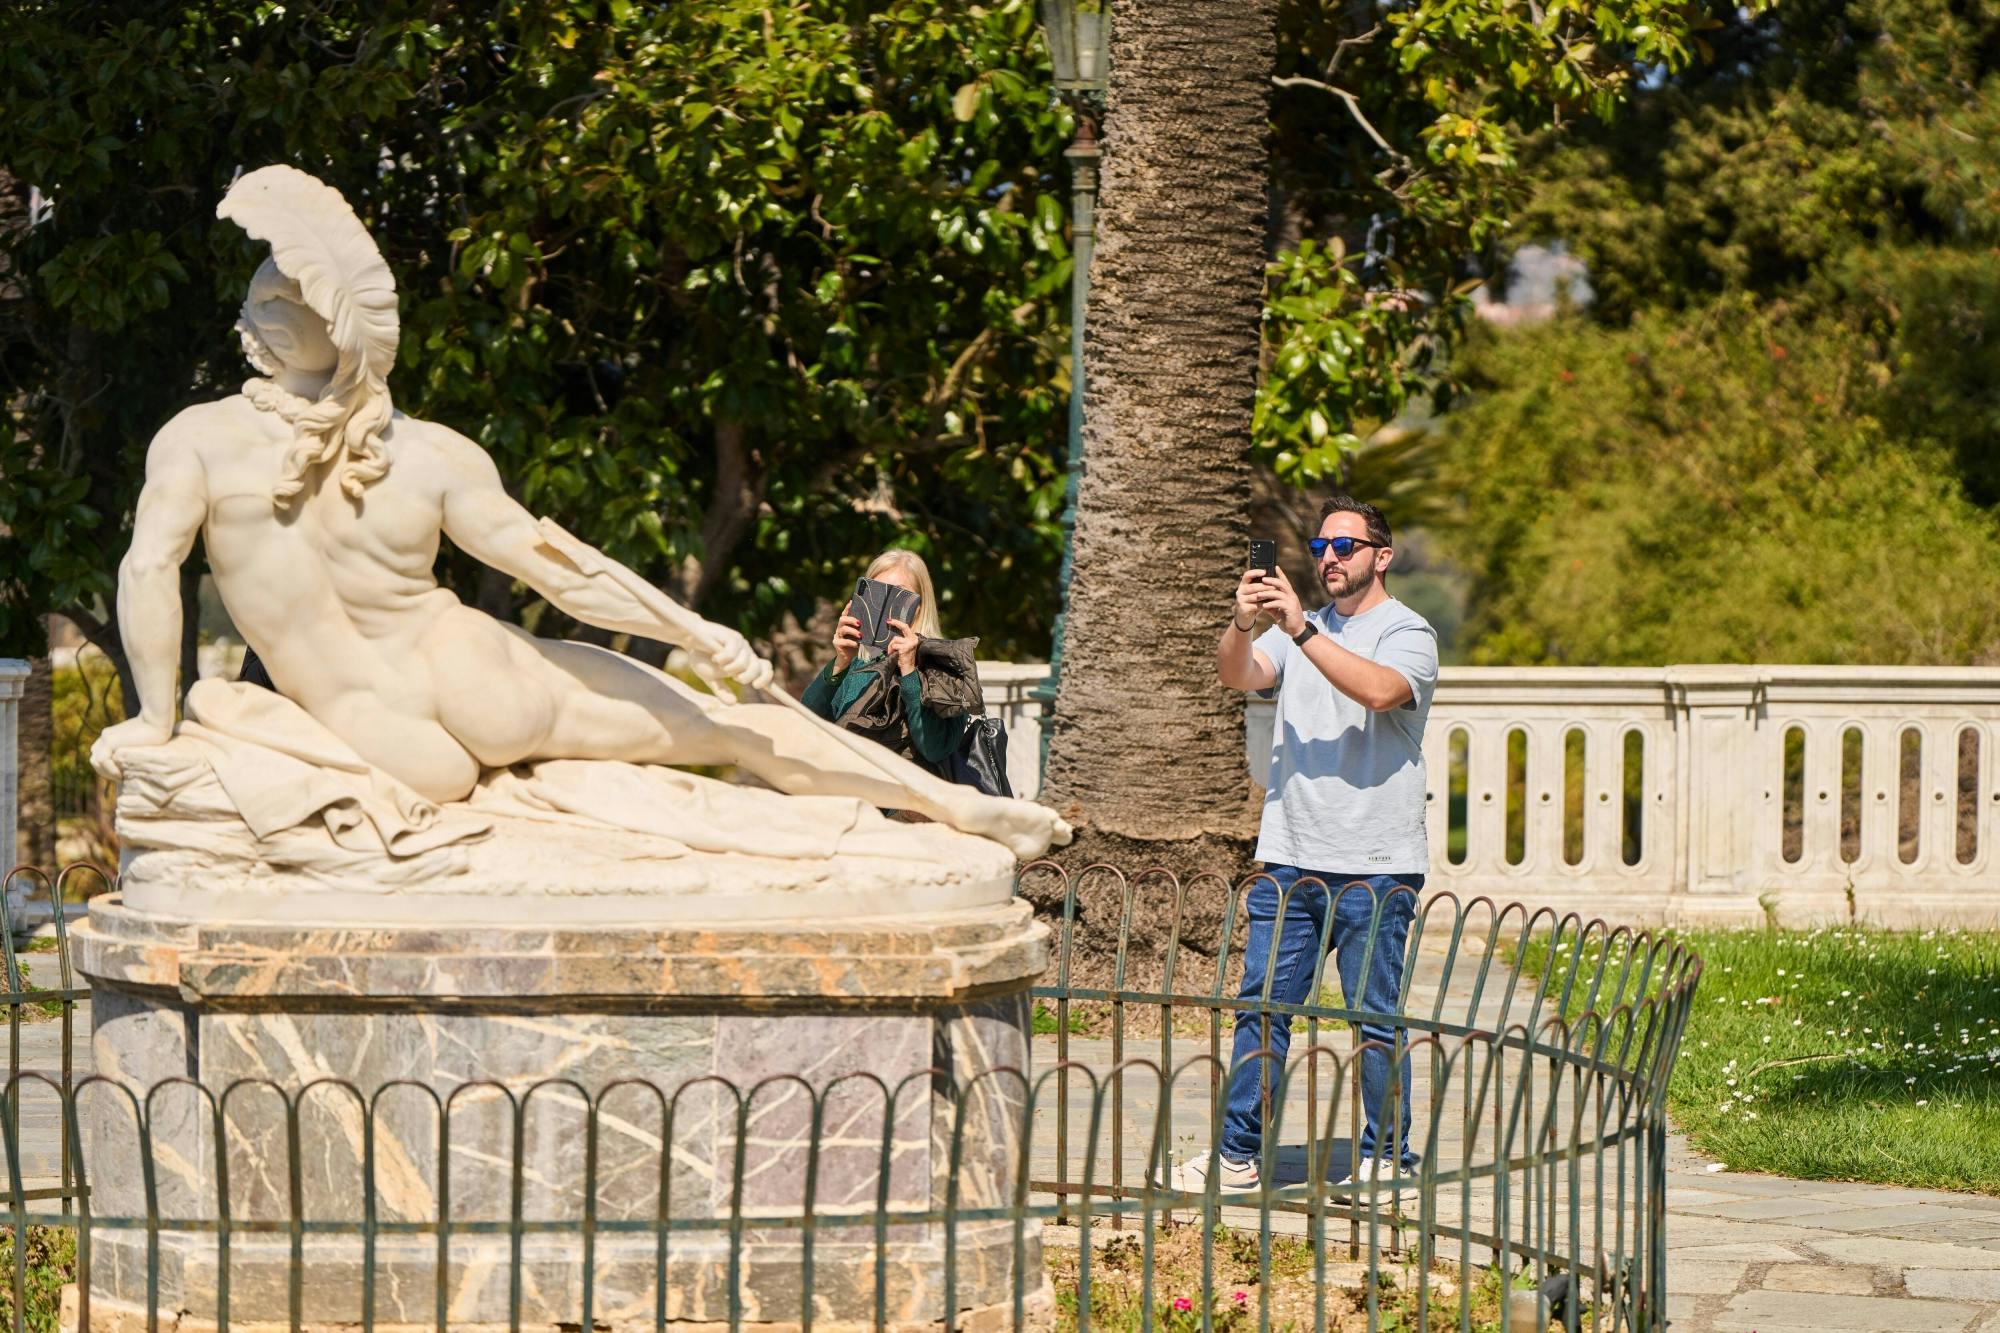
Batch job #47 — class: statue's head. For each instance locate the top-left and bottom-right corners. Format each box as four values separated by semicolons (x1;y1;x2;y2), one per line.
217;167;400;508
236;258;339;379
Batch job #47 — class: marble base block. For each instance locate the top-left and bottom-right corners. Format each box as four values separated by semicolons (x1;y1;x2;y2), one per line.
73;894;1050;1331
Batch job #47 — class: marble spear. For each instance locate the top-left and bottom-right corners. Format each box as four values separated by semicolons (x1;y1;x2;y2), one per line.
531;516;939;788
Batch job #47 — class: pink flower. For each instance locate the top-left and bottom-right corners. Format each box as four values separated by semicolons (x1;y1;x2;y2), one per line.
1173;1298;1193;1312
1232;1291;1249;1303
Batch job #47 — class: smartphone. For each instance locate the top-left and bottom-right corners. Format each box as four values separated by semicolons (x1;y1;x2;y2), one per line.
852;577;923;654
1248;539;1278;580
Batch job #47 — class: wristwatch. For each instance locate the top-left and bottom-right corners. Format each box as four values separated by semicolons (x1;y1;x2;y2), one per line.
1291;620;1319;647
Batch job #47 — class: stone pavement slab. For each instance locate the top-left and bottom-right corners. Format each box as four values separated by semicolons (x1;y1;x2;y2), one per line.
1697;1195;1879;1221
1798;1202;1992;1234
1807;1234;2000;1269
1665;1259;1748;1294
1907;1269;2000;1301
1759;1262;1876;1295
1710;1288;1982;1331
1661;1141;2000;1331
1670;1240;1807;1262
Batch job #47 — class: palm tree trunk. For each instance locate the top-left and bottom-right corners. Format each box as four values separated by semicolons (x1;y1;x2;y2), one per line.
1043;0;1279;849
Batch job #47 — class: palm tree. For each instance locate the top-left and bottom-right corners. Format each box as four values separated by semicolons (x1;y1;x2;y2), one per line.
1043;0;1280;859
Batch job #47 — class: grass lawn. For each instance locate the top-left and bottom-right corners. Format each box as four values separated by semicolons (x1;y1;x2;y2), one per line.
1537;925;2000;1194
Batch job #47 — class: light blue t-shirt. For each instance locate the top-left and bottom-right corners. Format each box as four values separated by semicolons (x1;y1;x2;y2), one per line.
1251;598;1439;874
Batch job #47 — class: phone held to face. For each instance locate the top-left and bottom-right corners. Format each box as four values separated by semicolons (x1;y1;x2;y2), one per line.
851;577;923;655
1247;539;1277;581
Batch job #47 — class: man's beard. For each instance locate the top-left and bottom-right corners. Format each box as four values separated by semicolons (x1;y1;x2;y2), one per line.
1323;561;1377;600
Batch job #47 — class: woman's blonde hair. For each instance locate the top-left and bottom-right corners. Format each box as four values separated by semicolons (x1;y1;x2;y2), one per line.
864;548;945;639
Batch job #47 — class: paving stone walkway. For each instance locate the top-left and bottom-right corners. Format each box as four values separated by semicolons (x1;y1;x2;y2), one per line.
1656;1133;2000;1332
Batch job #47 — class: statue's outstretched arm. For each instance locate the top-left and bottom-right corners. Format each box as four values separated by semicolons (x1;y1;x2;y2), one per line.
434;431;757;676
436;437;703;643
92;423;206;777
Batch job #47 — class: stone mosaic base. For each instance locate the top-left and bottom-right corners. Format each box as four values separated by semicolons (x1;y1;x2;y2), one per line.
73;895;1048;1328
76;1230;1049;1328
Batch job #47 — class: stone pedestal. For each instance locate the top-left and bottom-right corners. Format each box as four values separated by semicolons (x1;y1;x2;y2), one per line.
73;892;1049;1331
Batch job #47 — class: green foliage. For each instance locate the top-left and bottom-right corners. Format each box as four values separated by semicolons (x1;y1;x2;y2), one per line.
49;658;119;817
0;1226;76;1333
1435;305;2000;665
0;1;1070;668
1253;0;1742;486
1438;0;2000;665
0;0;1801;674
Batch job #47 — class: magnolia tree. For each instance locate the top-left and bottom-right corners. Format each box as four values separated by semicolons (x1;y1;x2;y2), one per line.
0;1;1072;694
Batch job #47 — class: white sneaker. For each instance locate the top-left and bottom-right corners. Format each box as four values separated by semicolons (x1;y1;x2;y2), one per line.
1335;1157;1400;1187
1158;1153;1260;1193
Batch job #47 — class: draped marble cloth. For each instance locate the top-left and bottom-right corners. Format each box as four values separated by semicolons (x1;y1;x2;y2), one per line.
114;678;914;886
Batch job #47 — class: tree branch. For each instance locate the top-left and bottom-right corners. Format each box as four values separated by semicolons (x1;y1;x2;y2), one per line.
1326;24;1382;77
1270;76;1411;168
923;299;1036;421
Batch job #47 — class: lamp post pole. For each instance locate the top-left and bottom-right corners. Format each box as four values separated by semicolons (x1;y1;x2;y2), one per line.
1032;116;1099;776
1029;0;1109;784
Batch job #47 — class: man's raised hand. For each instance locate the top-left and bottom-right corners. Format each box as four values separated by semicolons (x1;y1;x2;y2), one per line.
1234;568;1270;628
1253;565;1307;636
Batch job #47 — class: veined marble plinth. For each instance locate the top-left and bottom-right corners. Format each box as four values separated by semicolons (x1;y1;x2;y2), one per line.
73;889;1050;1331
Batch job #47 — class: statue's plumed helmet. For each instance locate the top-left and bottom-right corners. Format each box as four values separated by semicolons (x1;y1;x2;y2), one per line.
245;254;299;309
218;165;398;383
218;166;398;505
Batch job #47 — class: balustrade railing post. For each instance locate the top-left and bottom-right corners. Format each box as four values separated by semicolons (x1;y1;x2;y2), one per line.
1665;667;1767;908
0;660;24;887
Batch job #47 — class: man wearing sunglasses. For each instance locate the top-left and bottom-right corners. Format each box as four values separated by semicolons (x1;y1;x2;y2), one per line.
1168;495;1438;1195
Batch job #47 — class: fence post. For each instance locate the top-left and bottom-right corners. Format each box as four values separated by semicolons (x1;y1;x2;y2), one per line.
0;660;24;882
1666;667;1768;910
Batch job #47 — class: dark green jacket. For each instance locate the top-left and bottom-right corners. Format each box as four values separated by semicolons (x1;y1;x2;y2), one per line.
801;656;970;766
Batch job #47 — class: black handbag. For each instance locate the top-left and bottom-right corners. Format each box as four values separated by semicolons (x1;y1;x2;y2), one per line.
946;714;1014;798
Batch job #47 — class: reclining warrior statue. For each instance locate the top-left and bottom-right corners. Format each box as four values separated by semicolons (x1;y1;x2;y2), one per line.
91;165;1069;861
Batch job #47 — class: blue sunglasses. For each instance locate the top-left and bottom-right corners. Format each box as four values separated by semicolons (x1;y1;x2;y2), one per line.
1308;535;1385;560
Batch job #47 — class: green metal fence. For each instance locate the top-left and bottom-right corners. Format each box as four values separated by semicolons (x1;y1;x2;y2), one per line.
0;860;1699;1332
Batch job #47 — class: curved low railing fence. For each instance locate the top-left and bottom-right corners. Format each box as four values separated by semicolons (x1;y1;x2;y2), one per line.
0;861;1700;1333
1020;862;1701;1332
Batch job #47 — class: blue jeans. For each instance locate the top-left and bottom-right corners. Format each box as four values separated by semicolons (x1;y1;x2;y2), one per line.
1219;866;1422;1169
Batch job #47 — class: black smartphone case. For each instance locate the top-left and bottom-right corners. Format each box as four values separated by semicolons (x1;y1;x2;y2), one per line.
853;577;923;653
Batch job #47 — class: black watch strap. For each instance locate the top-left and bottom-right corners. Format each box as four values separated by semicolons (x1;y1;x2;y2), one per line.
1291;620;1319;647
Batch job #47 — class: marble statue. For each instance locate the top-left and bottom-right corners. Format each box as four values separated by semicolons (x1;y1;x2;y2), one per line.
90;165;1069;875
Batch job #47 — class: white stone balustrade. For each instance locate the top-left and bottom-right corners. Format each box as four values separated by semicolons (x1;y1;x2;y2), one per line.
1245;665;2000;926
0;658;23;873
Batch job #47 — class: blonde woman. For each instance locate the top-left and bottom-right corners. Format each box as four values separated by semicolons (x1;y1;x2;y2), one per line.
801;549;975;771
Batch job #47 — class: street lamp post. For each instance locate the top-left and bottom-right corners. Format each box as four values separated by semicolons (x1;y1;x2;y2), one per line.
1031;0;1109;782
